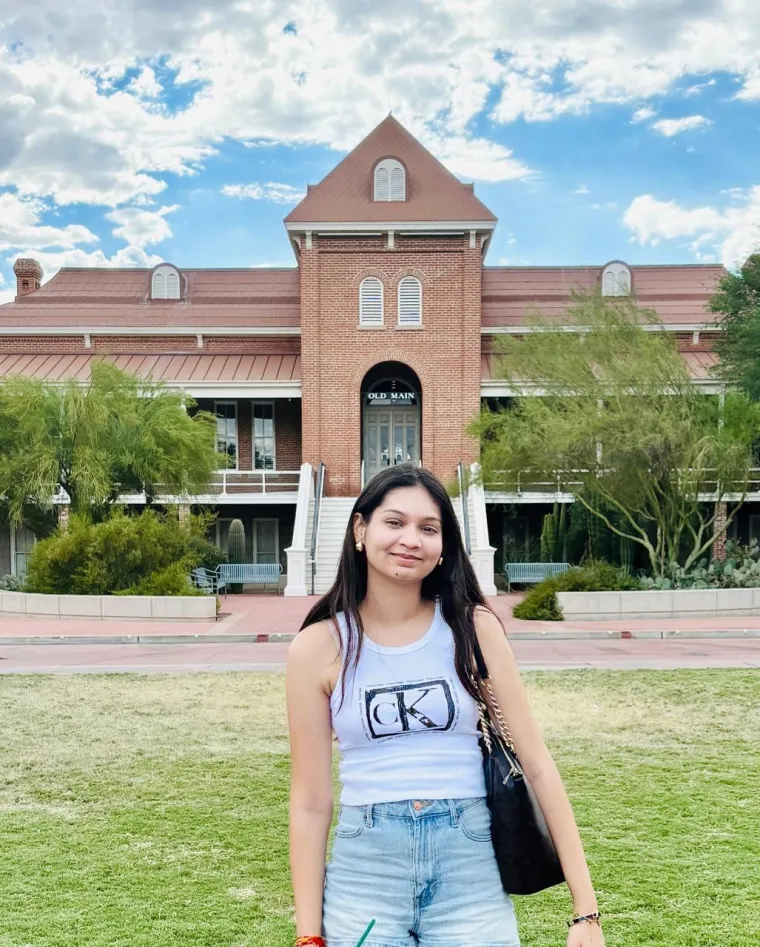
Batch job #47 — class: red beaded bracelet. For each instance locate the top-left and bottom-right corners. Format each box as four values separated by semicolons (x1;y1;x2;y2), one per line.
295;937;326;947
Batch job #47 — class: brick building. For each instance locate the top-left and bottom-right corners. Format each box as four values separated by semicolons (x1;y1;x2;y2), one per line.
0;116;743;593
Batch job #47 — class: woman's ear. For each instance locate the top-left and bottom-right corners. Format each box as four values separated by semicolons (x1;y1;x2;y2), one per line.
352;512;365;544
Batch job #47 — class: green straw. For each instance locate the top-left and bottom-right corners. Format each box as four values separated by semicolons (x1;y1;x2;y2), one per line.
356;918;376;946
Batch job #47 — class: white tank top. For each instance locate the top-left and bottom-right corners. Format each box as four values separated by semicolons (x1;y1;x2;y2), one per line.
329;599;487;805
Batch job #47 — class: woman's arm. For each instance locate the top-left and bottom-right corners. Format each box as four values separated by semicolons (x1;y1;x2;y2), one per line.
473;607;599;916
286;622;336;937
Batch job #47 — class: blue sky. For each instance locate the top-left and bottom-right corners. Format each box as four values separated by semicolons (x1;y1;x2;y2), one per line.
1;2;759;301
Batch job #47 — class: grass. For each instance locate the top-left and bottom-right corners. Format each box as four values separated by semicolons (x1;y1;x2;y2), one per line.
0;670;758;946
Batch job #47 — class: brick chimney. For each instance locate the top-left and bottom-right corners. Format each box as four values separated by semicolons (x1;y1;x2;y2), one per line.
13;258;43;297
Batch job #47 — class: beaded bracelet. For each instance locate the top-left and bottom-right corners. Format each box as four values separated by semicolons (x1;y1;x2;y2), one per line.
295;937;326;946
568;910;602;928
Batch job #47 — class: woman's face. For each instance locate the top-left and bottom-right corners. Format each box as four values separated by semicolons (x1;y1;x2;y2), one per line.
355;485;444;583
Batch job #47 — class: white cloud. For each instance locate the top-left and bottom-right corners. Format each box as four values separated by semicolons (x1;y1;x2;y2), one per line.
631;106;657;123
684;77;716;96
0;192;98;250
106;204;179;246
574;184;590;194
651;114;712;136
0;1;759;214
128;66;162;99
623;189;760;267
221;182;306;204
5;245;163;285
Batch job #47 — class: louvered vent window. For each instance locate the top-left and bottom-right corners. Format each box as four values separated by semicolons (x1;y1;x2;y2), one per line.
397;276;422;326
374;158;406;201
151;264;181;300
359;277;384;326
601;262;631;297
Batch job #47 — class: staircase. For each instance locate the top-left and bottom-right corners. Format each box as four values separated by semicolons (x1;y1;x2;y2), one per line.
306;496;357;595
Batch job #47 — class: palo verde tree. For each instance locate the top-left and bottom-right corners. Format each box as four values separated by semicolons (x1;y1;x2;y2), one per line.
0;361;219;529
709;252;760;400
470;292;760;578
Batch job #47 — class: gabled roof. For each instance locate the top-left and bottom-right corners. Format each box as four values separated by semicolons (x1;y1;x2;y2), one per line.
0;267;300;329
481;264;727;327
284;115;496;224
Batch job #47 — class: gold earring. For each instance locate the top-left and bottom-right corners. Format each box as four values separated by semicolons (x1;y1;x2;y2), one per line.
356;540;364;552
438;556;444;566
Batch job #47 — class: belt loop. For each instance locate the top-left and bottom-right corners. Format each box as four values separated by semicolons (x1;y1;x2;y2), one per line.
448;798;458;827
365;803;374;828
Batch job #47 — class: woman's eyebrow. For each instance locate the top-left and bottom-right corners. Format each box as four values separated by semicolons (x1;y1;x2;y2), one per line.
382;508;441;523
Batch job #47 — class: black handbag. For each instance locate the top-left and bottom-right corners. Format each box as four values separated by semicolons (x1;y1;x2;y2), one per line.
471;633;566;896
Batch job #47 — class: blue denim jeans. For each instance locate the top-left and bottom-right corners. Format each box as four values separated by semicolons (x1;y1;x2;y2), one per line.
322;797;521;947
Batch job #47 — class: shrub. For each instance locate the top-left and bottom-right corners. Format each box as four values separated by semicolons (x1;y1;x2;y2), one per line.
641;538;760;589
25;508;216;596
513;559;643;621
0;573;24;592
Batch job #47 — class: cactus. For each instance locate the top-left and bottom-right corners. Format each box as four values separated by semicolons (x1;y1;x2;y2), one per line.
540;512;556;562
556;502;568;562
620;535;633;574
228;519;246;593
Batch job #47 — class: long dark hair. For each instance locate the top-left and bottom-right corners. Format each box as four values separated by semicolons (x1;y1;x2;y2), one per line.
300;463;499;712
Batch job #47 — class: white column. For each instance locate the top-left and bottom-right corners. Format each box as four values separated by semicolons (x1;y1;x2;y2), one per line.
285;462;314;597
469;463;497;596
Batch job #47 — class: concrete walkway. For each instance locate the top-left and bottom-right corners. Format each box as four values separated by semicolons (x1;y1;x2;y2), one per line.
3;593;760;644
1;636;759;674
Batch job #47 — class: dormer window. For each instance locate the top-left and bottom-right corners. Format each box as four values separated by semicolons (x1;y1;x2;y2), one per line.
601;261;631;297
151;263;181;300
374;158;406;201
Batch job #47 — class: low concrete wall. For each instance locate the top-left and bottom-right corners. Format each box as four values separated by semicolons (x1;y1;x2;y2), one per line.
557;588;760;621
0;591;216;622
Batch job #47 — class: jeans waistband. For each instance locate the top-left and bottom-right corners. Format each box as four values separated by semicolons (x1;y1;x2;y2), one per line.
345;796;486;828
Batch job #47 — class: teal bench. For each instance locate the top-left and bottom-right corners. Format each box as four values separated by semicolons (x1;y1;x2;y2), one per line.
191;567;227;596
504;562;570;593
217;563;283;593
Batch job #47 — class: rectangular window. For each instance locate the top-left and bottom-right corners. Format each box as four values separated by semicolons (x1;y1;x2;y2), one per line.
253;519;279;565
254;402;276;470
214;401;238;469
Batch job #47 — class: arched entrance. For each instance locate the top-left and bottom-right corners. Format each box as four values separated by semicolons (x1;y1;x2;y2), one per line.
361;361;422;484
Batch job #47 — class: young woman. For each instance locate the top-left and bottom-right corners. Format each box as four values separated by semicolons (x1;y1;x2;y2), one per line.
286;464;605;947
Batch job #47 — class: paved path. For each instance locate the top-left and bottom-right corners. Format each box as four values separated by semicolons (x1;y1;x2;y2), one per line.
1;637;759;674
4;593;760;643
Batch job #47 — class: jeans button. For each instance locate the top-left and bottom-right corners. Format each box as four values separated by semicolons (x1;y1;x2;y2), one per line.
413;801;423;810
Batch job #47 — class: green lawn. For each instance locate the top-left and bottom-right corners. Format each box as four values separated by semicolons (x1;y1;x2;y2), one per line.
0;670;758;946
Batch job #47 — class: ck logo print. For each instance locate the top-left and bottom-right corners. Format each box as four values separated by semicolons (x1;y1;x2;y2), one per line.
364;678;456;740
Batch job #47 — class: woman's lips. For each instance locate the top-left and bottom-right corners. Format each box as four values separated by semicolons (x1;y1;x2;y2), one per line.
393;553;421;563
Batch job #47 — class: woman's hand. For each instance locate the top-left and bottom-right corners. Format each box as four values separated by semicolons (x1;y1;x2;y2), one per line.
567;920;605;947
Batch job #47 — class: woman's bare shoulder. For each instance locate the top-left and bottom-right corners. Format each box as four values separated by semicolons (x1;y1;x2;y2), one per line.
287;619;341;695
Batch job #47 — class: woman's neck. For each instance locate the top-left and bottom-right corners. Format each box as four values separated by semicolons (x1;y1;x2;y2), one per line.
360;571;428;627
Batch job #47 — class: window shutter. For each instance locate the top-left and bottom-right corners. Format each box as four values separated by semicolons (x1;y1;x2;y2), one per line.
390;166;405;201
398;277;421;325
166;272;180;299
616;270;630;295
602;270;616;296
374;167;390;201
360;277;384;325
152;272;166;299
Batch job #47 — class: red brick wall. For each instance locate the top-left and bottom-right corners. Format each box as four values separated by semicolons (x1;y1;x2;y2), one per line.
299;234;484;496
238;400;252;469
0;335;299;355
275;399;302;470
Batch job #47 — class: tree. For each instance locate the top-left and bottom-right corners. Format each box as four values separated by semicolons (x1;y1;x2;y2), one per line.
470;292;760;577
710;253;760;401
0;361;220;528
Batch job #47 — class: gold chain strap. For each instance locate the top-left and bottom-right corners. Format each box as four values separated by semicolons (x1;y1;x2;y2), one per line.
472;669;517;760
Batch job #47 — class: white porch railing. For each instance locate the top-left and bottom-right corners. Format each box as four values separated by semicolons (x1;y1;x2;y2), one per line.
210;469;301;495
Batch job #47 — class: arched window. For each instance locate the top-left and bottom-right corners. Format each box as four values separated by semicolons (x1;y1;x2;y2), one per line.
601;261;631;297
397;276;422;326
151;264;181;300
359;277;384;326
374;158;406;201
